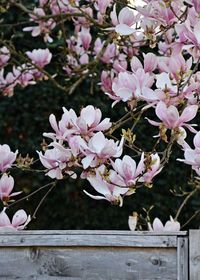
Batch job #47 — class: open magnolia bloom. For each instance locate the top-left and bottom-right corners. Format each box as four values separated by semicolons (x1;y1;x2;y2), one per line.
0;208;31;230
0;174;22;202
148;216;180;232
83;166;131;207
0;144;18;173
147;101;198;132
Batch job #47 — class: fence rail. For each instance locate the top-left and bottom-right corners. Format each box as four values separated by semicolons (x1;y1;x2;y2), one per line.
0;230;198;279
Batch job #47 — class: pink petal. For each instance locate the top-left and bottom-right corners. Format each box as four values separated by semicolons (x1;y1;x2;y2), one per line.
115;24;134;36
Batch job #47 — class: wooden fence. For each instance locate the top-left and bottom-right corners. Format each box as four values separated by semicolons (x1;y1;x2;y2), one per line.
0;230;199;279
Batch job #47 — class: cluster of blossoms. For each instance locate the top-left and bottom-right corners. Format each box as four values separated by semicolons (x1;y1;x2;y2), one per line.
38;105;162;207
0;145;30;230
0;47;52;96
0;0;199;231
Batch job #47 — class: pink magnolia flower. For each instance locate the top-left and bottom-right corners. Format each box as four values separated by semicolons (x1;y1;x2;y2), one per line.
84;171;129;207
26;49;52;67
109;154;144;187
112;70;156;103
131;53;157;73
139;153;162;184
12;65;36;87
128;212;138;231
0;144;18;173
95;0;112;14
0;174;21;201
80;132;124;169
23;8;56;43
137;1;179;27
0;69;17;97
177;131;200;176
175;19;200;61
0;47;10;69
0;208;31;230
110;5;137;35
38;144;73;179
157;54;192;82
148;216;180;232
147;101;198;132
44;105;111;141
79;28;92;51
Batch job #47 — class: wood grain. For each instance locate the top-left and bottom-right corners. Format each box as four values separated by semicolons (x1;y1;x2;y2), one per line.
189;230;200;280
0;230;190;280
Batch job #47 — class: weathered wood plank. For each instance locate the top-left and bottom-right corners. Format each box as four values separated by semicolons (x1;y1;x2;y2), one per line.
0;233;177;247
177;237;188;280
0;247;177;279
189;230;200;280
0;230;187;236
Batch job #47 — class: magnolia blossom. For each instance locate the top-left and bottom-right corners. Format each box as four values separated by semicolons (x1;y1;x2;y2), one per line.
0;174;21;201
139;153;162;184
147;101;198;132
26;48;52;67
112;70;156;103
80;132;124;169
178;131;200;176
128;212;138;231
79;28;92;51
95;0;112;14
44;105;111;141
109;154;144;187
148;216;180;232
131;53;157;74
0;144;18;173
0;47;10;69
110;5;137;35
84;170;130;207
38;145;73;179
23;8;56;43
175;19;200;61
0;208;31;230
157;54;192;82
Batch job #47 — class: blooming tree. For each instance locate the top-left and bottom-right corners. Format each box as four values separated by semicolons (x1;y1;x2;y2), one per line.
0;0;199;231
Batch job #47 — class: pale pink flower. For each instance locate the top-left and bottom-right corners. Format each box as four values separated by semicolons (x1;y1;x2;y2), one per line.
110;5;137;35
109;154;144;187
26;48;52;67
148;216;180;232
139;153;162;184
84;171;129;207
177;131;200;176
95;0;112;14
38;145;73;179
175;19;200;61
80;132;124;169
0;47;10;69
0;144;18;173
23;8;56;43
112;70;156;103
44;105;111;141
137;1;179;27
131;53;157;73
0;208;31;230
101;43;116;64
157;54;192;82
12;65;36;87
79;28;92;51
128;212;138;231
147;101;198;132
0;174;21;201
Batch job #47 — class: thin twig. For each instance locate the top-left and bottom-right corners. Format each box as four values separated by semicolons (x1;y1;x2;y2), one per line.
175;188;198;221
